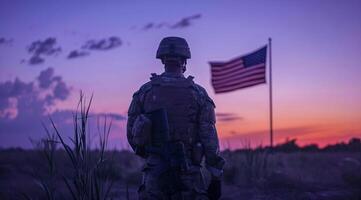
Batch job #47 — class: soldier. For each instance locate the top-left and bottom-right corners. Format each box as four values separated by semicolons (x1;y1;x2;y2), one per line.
127;37;225;200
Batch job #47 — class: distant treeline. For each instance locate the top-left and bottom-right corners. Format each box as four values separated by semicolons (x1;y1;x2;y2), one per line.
1;137;361;153
248;138;361;153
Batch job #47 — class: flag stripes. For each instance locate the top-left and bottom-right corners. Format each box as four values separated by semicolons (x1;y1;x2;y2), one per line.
214;79;266;93
210;45;267;94
212;69;266;89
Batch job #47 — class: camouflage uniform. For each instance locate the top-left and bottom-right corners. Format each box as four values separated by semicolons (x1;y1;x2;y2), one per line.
127;72;224;200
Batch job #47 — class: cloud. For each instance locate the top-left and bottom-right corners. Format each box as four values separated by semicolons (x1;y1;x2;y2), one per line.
26;37;62;65
139;14;201;31
4;67;89;117
216;112;243;122
37;68;55;89
0;67;71;119
142;22;168;31
67;37;121;60
28;37;61;56
156;23;168;29
0;37;13;45
143;23;155;31
36;68;70;102
170;14;202;29
0;68;126;148
67;50;90;59
82;36;122;51
0;78;34;116
53;80;70;100
97;113;127;121
226;126;321;139
28;55;45;65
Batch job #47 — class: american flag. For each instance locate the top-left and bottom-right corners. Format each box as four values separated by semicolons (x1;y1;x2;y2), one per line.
210;45;267;94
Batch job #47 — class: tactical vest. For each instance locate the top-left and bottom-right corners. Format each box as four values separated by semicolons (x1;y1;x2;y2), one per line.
142;74;200;150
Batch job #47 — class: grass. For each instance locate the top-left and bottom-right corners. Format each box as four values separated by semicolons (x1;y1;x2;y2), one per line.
26;92;116;200
24;132;58;200
222;141;270;188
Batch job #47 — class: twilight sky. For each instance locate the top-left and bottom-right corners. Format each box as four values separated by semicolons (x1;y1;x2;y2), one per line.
0;0;360;149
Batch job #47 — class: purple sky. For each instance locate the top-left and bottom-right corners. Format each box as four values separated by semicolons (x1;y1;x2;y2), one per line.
0;0;360;149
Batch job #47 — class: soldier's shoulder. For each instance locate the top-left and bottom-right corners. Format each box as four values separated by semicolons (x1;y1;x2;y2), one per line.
192;82;216;107
193;83;208;96
132;81;152;98
139;81;153;92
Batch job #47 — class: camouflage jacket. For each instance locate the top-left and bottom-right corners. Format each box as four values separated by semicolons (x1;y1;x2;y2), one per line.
127;72;225;176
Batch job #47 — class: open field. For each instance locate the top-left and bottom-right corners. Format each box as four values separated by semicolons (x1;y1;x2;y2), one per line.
0;149;360;200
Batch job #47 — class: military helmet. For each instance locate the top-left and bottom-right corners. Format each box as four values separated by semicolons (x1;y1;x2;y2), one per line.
156;37;191;59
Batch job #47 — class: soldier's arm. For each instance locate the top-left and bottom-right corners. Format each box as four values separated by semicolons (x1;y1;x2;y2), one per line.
127;91;142;152
198;90;225;178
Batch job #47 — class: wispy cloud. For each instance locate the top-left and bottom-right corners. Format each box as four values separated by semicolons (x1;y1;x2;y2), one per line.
65;36;122;60
28;56;45;65
81;36;122;51
139;14;202;31
216;112;243;122
170;14;202;29
142;22;168;31
67;50;90;59
0;37;13;46
26;37;62;65
142;23;155;31
226;126;322;139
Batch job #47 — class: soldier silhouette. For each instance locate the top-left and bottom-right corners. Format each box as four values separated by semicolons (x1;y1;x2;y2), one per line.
127;37;225;200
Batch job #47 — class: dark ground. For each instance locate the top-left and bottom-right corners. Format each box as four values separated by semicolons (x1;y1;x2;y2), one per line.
0;149;360;200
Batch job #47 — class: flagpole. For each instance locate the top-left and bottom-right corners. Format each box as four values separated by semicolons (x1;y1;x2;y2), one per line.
268;38;274;148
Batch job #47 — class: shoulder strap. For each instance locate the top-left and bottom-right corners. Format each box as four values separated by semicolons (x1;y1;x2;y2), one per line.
150;73;162;85
186;75;194;82
150;73;157;79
